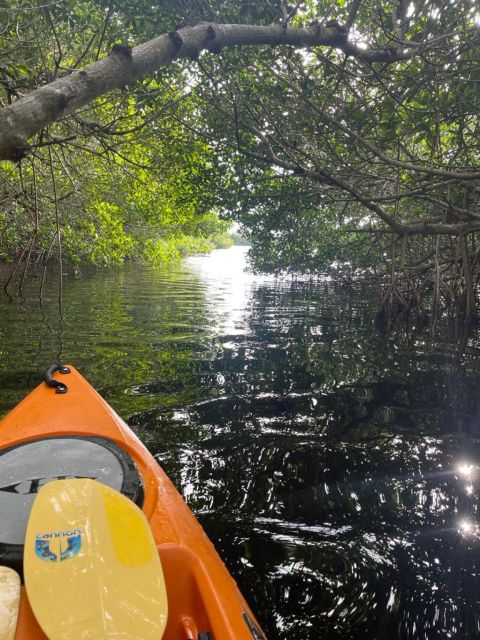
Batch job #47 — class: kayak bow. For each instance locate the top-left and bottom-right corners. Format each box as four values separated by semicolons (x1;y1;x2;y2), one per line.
0;366;266;640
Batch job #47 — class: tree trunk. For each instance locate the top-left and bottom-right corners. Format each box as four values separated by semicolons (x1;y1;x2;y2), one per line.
0;22;414;163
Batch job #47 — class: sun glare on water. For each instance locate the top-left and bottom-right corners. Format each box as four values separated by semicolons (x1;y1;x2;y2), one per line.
458;519;477;537
457;463;475;479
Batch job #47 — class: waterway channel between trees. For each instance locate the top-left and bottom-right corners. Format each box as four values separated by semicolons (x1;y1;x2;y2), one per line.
1;246;480;640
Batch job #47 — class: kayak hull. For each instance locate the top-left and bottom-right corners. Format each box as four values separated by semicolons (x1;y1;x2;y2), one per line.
0;366;265;640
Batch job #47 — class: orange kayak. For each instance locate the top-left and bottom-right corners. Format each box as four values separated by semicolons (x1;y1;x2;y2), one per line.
0;365;266;639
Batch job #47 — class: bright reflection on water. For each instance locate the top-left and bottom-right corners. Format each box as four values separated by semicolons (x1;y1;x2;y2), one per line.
3;247;480;639
185;247;274;335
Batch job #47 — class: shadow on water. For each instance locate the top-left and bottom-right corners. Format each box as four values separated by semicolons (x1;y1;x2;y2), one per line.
2;247;480;639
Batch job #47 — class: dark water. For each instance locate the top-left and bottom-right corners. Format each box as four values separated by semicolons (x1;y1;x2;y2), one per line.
2;247;480;640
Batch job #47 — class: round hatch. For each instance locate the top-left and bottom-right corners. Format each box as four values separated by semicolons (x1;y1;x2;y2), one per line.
0;436;144;575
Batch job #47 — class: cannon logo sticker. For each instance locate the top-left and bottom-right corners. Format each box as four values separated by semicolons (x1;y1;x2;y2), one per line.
35;529;82;562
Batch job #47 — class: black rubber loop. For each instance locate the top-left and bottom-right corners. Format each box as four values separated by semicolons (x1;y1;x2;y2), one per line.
44;364;71;394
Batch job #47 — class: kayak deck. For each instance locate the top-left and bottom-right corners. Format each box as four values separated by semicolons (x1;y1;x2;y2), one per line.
0;366;265;639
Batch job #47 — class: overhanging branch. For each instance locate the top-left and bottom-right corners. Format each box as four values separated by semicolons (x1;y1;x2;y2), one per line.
0;21;420;162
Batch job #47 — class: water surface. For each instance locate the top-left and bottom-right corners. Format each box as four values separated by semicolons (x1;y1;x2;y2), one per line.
1;247;480;639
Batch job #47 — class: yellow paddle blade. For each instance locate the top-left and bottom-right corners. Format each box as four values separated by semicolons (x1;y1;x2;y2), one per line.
0;567;20;640
24;478;168;640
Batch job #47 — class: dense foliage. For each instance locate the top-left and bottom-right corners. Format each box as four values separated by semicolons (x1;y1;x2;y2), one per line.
0;0;233;267
1;0;480;317
185;1;480;320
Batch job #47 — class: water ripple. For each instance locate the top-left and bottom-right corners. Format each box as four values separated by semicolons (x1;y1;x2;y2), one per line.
3;248;480;638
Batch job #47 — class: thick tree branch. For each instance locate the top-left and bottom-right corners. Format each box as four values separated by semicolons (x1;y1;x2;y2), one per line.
0;21;419;162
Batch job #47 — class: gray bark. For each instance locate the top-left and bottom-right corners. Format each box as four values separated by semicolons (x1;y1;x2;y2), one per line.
0;22;414;162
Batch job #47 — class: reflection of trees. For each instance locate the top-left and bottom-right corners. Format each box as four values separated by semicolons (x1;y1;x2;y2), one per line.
0;263;215;418
3;266;480;638
145;280;480;639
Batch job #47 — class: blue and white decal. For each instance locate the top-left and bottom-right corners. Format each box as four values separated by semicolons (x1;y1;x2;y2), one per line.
35;529;82;562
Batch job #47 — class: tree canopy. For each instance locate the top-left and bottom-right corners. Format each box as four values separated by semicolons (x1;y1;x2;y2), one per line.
1;0;480;317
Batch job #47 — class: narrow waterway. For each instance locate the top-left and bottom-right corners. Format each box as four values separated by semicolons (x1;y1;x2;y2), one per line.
1;246;480;639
